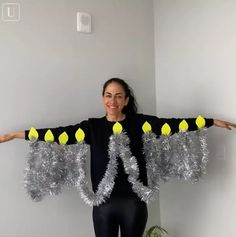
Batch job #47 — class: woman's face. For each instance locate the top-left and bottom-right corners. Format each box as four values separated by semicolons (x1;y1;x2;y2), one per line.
103;82;129;118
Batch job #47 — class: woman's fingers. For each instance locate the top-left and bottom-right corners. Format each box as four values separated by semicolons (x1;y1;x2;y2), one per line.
229;122;236;128
214;119;236;130
225;122;236;130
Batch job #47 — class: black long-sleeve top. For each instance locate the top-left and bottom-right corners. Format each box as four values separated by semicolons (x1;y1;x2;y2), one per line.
25;114;214;198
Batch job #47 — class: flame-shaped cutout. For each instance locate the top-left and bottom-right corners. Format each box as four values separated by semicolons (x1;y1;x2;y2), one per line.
59;132;69;145
196;115;206;129
142;121;152;134
44;129;54;142
113;122;123;134
179;119;189;132
28;127;39;140
161;123;171;136
75;128;85;143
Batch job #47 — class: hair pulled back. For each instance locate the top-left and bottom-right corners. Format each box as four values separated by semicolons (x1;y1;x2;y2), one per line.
102;78;138;115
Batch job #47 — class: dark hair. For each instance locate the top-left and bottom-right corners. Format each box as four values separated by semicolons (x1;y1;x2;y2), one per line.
102;78;138;115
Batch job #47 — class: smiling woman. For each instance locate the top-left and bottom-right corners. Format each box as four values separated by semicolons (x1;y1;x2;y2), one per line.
0;78;236;237
102;78;137;121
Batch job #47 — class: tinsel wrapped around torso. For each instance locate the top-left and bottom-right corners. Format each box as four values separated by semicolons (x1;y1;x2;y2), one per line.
24;114;213;206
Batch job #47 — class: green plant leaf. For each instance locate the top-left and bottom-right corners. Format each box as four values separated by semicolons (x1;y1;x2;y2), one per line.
145;225;169;237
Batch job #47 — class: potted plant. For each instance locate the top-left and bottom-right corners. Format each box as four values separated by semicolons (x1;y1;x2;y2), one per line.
145;225;169;237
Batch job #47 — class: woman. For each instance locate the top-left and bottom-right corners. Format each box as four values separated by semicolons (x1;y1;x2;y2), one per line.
0;78;236;237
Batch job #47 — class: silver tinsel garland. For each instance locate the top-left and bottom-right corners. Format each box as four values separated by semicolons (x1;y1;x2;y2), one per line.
24;140;67;201
74;137;118;206
25;139;119;206
24;128;209;205
143;129;208;184
117;132;160;202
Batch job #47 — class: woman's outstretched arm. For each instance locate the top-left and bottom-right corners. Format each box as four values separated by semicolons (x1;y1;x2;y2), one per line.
1;120;90;145
0;131;25;143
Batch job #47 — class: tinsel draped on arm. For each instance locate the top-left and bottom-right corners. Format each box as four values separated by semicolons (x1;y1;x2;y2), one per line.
142;129;208;184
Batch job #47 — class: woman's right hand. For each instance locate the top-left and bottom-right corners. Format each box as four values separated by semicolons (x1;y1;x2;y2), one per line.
0;131;25;143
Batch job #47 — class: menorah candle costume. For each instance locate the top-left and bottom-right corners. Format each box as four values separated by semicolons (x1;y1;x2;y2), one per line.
24;114;213;206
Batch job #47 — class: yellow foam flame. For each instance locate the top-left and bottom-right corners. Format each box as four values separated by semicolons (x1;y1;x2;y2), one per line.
179;120;189;132
161;123;171;136
28;127;39;140
44;129;54;142
113;122;123;134
75;128;85;143
59;132;69;145
142;121;152;134
196;115;206;129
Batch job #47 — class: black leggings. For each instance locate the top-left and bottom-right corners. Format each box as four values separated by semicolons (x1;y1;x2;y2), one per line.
92;197;148;237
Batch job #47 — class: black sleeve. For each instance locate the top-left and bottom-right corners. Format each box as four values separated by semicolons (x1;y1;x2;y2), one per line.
25;120;90;145
152;117;214;136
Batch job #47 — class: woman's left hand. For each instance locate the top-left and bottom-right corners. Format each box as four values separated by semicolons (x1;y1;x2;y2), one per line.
214;119;236;130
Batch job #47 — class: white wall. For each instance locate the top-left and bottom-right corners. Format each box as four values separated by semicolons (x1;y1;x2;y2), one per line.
154;0;236;236
0;0;158;236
